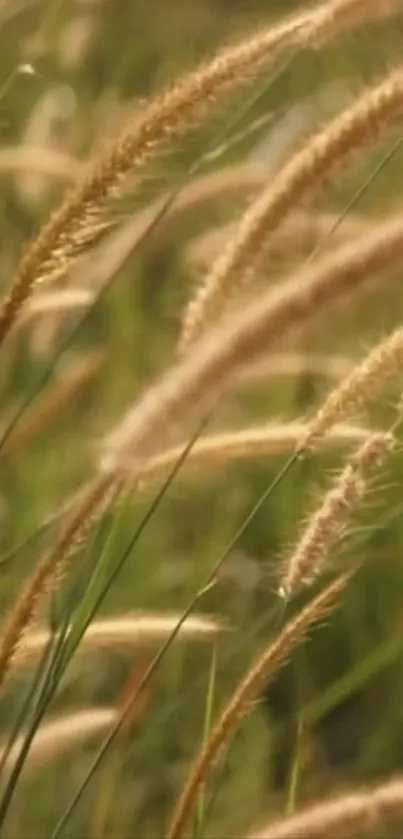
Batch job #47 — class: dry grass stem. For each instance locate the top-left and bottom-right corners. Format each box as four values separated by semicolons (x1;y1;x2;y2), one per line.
0;472;118;692
180;64;403;351
279;431;395;598
246;774;403;838
101;213;403;473
167;573;349;839
137;422;377;487
1;709;116;775
15;612;226;670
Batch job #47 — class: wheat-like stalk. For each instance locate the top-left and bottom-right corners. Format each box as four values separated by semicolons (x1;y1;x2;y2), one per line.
167;573;349;839
246;774;403;838
65;163;267;299
136;422;376;487
101;213;403;473
1;708;117;774
179;64;403;352
185;210;371;270
14;612;226;671
0;0;396;348
235;352;355;386
0;0;341;349
279;431;395;598
303;325;403;448
0;146;81;181
0;472;118;691
19;289;94;320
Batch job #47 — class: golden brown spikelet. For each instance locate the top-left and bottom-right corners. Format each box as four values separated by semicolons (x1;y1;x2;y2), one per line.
0;0;395;347
167;573;349;839
0;4;319;349
279;431;395;598
245;774;403;838
1;709;116;774
184;210;371;270
36;422;372;543
179;64;403;352
0;473;118;692
303;325;403;447
101;213;403;473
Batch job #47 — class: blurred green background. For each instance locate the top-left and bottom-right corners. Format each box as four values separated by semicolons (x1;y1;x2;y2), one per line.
1;1;403;836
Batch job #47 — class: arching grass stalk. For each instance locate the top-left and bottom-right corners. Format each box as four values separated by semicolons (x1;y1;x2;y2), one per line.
298;132;403;271
0;0;383;462
0;43;302;463
167;574;349;839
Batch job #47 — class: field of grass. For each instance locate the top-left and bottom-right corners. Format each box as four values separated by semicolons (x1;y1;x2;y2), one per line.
2;0;403;837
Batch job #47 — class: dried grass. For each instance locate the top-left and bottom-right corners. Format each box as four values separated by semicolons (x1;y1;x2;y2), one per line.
14;612;226;671
185;209;371;270
246;774;403;838
101;213;403;472
235;352;355;386
136;422;377;487
167;573;349;839
0;3;321;348
180;65;403;351
279;431;395;598
1;709;117;774
0;473;118;691
0;0;396;348
0;146;81;182
303;324;403;447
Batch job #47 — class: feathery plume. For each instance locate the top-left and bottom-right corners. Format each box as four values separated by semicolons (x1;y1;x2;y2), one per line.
246;774;403;839
1;709;116;774
185;210;371;270
137;422;376;486
180;64;403;351
15;612;226;670
0;0;337;348
235;352;355;385
167;573;349;839
0;0;396;347
101;213;403;473
279;431;395;598
0;146;81;181
303;325;403;448
0;473;118;691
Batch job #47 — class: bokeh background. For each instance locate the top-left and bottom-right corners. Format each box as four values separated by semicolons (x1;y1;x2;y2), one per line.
2;1;403;836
